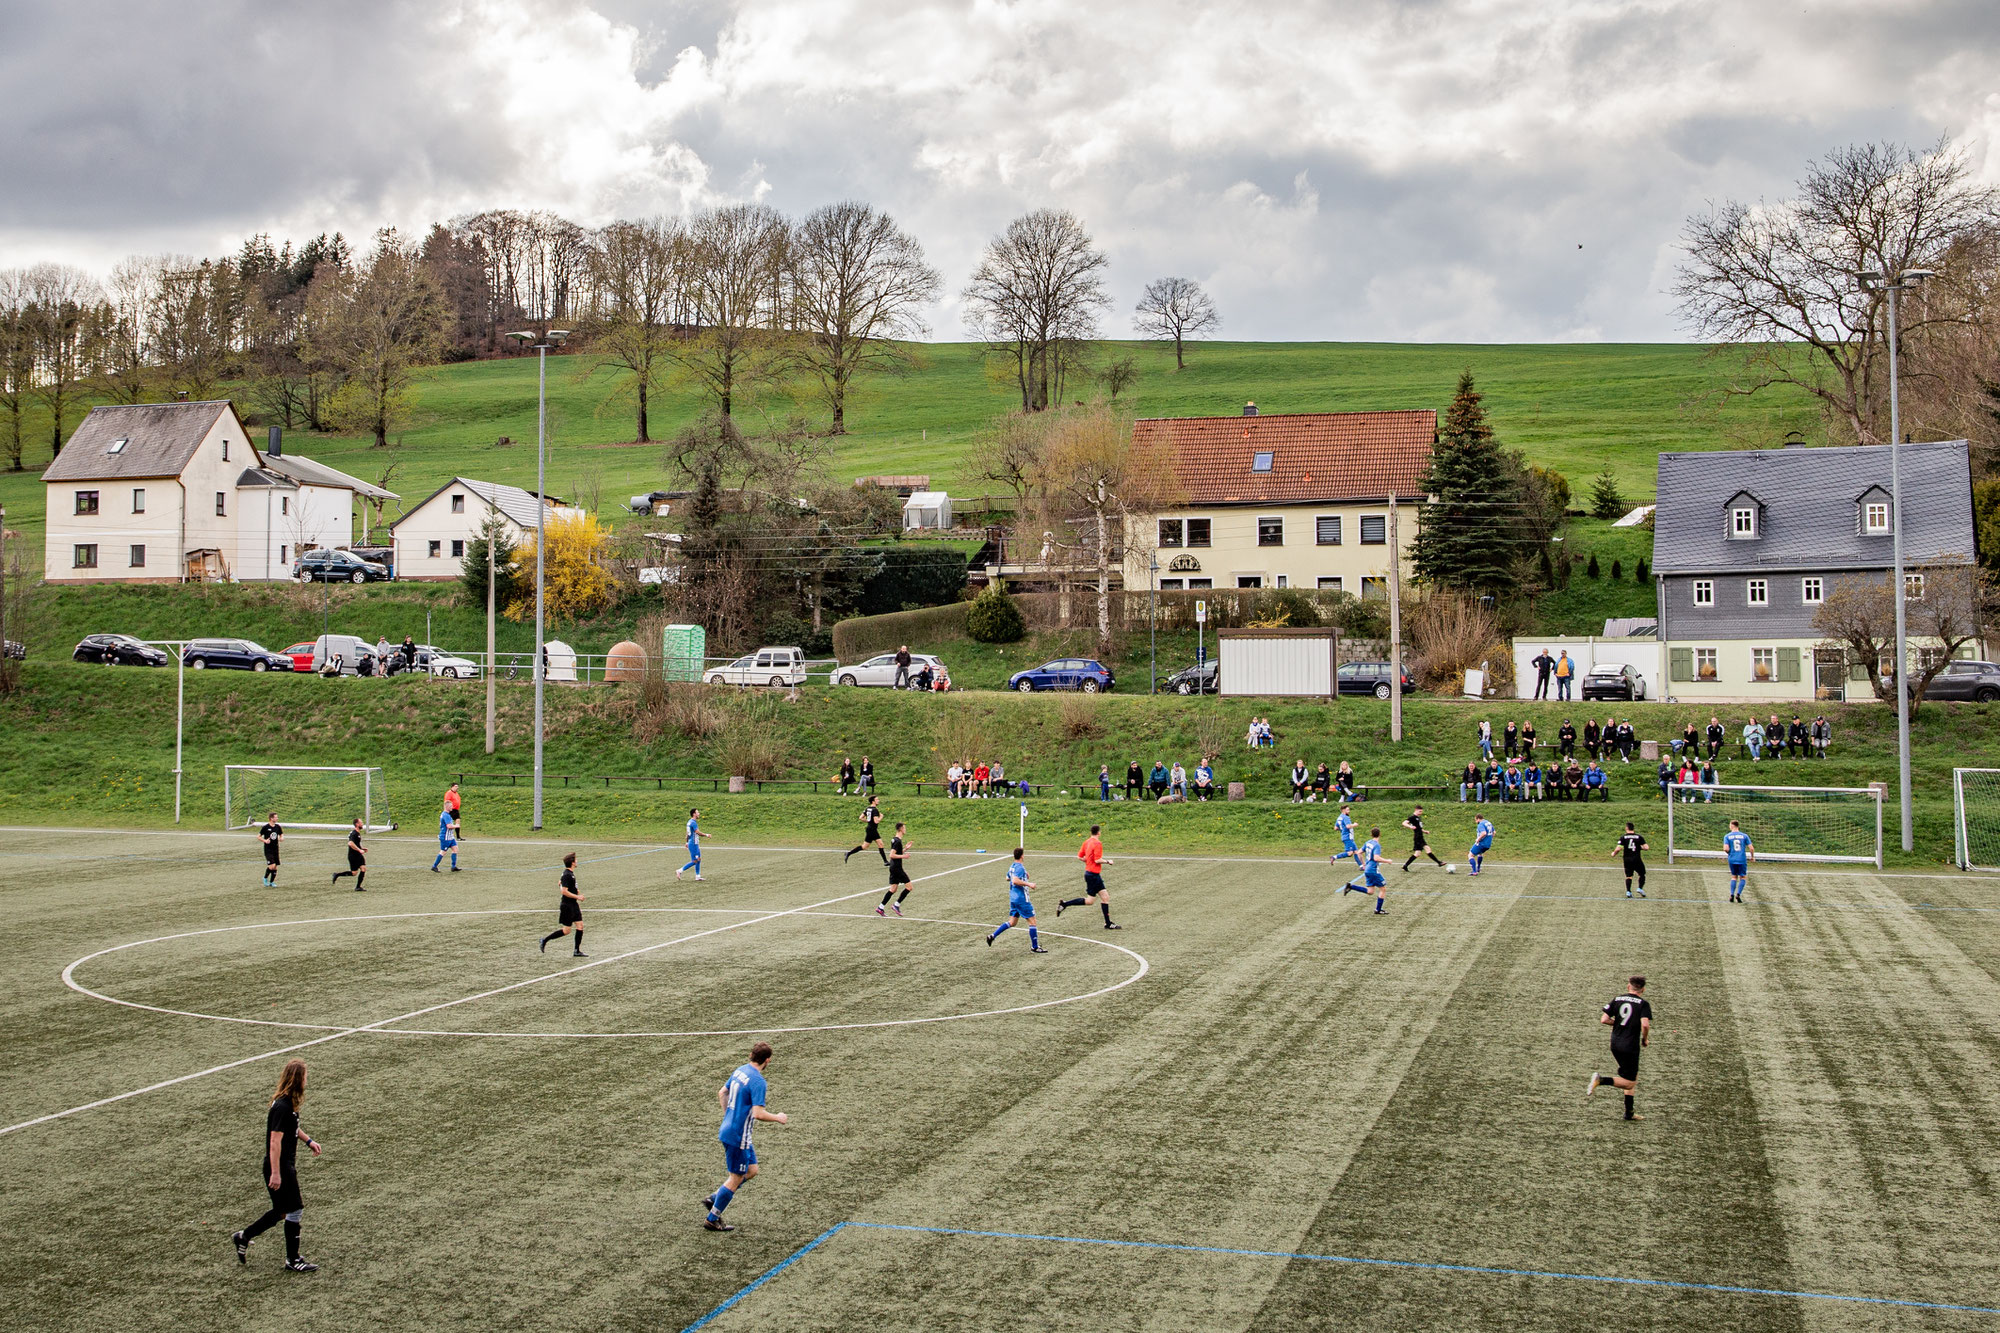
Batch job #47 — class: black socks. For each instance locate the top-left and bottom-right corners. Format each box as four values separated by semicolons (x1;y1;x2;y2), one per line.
845;846;861;861
541;929;565;948
243;1207;284;1240
1624;1094;1635;1119
1100;902;1113;926
882;889;896;906
572;929;583;955
896;889;910;903
1059;897;1088;909
284;1219;301;1262
880;849;890;865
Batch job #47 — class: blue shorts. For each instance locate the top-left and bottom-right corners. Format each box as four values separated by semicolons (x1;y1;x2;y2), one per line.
687;843;701;860
1009;891;1035;919
439;835;457;851
1341;839;1357;856
1471;839;1491;856
723;1143;756;1175
1728;861;1748;877
1364;868;1385;887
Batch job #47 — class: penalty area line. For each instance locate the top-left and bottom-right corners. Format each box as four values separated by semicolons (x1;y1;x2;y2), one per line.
5;856;1007;1138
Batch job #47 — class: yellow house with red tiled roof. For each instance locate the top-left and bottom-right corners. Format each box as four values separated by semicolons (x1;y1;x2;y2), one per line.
1124;404;1434;596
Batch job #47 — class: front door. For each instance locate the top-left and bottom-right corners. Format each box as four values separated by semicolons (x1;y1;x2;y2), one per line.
1814;648;1846;703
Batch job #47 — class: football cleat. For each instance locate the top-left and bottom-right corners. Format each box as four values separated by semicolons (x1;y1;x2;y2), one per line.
232;1231;249;1264
703;1218;736;1232
283;1258;320;1273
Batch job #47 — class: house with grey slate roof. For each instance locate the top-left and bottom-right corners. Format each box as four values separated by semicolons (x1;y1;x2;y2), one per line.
1652;440;1981;702
387;477;586;581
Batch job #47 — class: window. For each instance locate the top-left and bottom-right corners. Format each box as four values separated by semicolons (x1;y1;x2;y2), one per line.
451;540;465;558
74;490;99;515
128;544;145;568
1359;515;1386;545
132;488;145;513
1317;577;1343;591
1276;575;1288;588
107;436;128;454
1257;517;1283;546
222;440;230;462
1906;572;1926;601
1251;452;1273;473
1185;578;1212;589
278;545;286;565
428;540;443;558
1732;506;1756;537
1236;576;1263;589
1361;576;1387;600
1802;577;1823;605
1159;578;1183;591
1865;502;1890;534
451;494;466;514
1692;579;1714;606
1157;518;1183;548
281;496;291;516
73;544;97;569
1315;516;1342;546
1752;647;1777;680
1695;647;1717;680
1185;518;1211;548
215;492;226;517
1747;578;1768;606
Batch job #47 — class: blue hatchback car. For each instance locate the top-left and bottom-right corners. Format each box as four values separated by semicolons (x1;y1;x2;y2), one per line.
1007;658;1115;693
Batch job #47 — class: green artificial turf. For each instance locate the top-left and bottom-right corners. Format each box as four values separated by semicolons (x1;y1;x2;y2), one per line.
1;830;1995;1331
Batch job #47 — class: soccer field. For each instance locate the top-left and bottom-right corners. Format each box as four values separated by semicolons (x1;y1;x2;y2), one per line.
2;826;1997;1332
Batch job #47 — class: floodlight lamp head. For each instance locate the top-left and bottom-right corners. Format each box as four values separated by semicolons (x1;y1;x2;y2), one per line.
1901;268;1935;283
548;329;571;342
504;331;536;342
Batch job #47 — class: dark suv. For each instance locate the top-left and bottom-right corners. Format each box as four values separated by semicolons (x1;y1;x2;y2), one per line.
295;549;391;584
1164;660;1219;695
1336;661;1415;698
1925;659;2000;703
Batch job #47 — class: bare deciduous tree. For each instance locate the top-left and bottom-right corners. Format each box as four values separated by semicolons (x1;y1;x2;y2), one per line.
674;204;790;417
1813;558;1991;713
0;271;31;471
962;209;1109;413
24;263;99;456
581;217;690;442
787;202;941;435
1676;139;1999;444
87;257;157;406
150;255;242;400
1133;276;1220;371
306;229;449;448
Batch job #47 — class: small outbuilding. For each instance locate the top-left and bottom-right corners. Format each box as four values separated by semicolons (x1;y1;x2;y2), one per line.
902;491;953;531
1217;628;1340;698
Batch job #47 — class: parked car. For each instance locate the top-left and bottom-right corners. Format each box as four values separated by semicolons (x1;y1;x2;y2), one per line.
280;641;318;672
183;638;295;672
295;549;391;584
410;644;482;679
309;634;381;677
1008;658;1115;693
3;639;23;661
705;645;808;687
1164;660;1219;695
833;652;947;688
1335;661;1416;699
72;633;169;667
1924;659;2000;703
1581;661;1648;701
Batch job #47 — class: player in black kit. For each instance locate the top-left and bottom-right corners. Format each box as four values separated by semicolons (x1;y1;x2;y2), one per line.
1588;976;1652;1120
258;813;283;887
231;1058;322;1271
1615;823;1648;898
845;796;889;865
876;823;913;916
329;818;367;891
1401;806;1444;871
539;852;586;955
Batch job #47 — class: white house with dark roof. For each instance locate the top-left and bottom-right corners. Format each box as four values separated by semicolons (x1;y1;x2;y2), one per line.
388;477;586;581
1652;439;1980;702
40;401;391;583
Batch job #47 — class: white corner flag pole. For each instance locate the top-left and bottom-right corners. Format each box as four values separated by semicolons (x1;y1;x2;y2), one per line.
1020;801;1028;850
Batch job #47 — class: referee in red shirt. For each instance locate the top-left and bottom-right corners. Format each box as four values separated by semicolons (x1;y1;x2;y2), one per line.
1056;826;1121;929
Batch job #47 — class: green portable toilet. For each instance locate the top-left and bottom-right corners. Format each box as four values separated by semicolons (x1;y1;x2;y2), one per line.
663;624;706;682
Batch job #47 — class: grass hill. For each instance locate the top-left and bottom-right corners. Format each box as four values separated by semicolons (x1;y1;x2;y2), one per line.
0;340;1815;575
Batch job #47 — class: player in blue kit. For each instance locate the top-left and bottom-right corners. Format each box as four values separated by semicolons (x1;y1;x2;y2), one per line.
1468;815;1494;876
1723;820;1754;903
985;848;1047;952
430;804;459;873
1335;805;1361;866
1340;828;1389;914
678;808;705;882
703;1042;786;1232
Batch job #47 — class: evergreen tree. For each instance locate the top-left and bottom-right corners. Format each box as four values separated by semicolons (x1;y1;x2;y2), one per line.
460;518;519;609
1589;469;1626;520
1611;558;1623;580
1636;557;1650;583
1411;371;1533;592
1586;553;1601;579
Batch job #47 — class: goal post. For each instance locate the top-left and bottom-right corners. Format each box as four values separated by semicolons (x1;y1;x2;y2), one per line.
224;766;395;832
1955;769;2000;872
1667;782;1882;869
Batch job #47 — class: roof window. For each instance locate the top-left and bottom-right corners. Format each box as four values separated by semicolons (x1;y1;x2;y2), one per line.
107;437;128;455
1251;451;1273;473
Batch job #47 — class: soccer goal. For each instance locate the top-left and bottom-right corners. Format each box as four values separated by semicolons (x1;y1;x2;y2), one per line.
224;766;395;832
1955;769;2000;872
1667;782;1882;868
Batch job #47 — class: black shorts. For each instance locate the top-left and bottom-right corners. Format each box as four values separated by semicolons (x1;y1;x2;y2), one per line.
346;849;365;871
1623;858;1646;876
888;862;911;885
1612;1045;1641;1082
264;846;281;865
558;899;582;925
265;1171;303;1214
864;825;882;844
1083;871;1106;896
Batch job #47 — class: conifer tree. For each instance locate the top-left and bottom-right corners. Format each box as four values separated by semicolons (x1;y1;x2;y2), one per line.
1411;371;1532;592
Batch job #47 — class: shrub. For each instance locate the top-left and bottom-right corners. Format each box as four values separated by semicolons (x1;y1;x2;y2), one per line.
1636;557;1650;583
762;613;832;658
831;602;970;660
630;677;725;744
716;731;785;780
1586;553;1600;579
1058;692;1101;740
966;583;1027;643
1407;590;1513;695
859;547;971;615
932;702;992;768
1589;470;1626;520
1611;559;1623;580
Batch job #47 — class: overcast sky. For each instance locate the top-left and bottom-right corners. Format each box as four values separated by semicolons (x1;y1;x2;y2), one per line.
3;0;1997;341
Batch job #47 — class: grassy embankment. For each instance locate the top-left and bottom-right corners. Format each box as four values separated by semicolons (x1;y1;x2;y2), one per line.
1;662;1982;865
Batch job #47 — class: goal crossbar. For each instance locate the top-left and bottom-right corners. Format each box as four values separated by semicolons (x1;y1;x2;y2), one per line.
1666;782;1882;868
224;765;394;832
1955;769;2000;872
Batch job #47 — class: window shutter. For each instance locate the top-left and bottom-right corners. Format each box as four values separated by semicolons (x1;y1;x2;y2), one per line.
1776;647;1800;683
1670;647;1693;682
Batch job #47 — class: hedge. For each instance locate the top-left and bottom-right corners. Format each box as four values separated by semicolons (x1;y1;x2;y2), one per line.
831;602;970;660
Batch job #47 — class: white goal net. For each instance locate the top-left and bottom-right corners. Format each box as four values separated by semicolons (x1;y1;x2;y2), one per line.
224;766;395;832
1955;769;2000;872
1667;782;1882;868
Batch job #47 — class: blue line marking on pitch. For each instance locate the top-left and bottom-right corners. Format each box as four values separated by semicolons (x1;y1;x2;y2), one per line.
679;1219;1999;1326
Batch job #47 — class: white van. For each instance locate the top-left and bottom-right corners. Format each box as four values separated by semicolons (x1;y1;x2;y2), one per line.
704;645;807;687
311;634;381;677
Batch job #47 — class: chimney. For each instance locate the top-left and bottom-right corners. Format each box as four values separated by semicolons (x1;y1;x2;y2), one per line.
174;390;188;402
267;426;283;458
1243;401;1258;417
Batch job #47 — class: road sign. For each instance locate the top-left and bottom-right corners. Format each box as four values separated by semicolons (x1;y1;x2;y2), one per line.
1194;600;1207;623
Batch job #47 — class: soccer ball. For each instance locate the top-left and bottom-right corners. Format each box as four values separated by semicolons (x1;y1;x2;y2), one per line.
1446;863;1457;874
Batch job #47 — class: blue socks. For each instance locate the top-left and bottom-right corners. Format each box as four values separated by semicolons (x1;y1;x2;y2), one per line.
450;853;457;869
709;1184;735;1219
1028;927;1039;948
432;855;441;870
683;859;699;873
990;922;1011;940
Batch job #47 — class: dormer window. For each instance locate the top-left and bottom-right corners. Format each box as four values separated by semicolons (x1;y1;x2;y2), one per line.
1732;506;1756;537
1864;502;1889;534
1724;490;1763;539
1251;452;1273;473
107;436;128;455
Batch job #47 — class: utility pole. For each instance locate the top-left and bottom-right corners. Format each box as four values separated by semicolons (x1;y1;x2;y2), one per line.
1388;492;1403;743
485;521;497;755
1148;552;1159;695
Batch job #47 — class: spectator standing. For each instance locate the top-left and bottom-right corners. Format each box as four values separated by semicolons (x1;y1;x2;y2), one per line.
1503;720;1520;759
893;645;912;689
1460;761;1483;803
1126;761;1144;801
1583;719;1601;762
1558;719;1577;761
1742;717;1764;760
1478;719;1494;761
1099;765;1112;802
1705;717;1725;760
1532;648;1556;699
1555;650;1575;699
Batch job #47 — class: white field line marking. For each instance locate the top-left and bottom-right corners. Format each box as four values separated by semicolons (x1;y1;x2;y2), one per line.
4;856;1006;1137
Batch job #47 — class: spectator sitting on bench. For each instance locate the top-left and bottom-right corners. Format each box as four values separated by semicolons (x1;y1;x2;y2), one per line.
1150;761;1171;800
1334;761;1358;802
1289;760;1310;803
1523;758;1543;801
1676;759;1699;802
1742;717;1764;760
1564;761;1586;801
1584;761;1609;800
1309;763;1331;803
1169;762;1187;801
1459;760;1483;803
1700;760;1720;800
1521;720;1537;754
1657;756;1675;801
1766;713;1788;759
1193;760;1215;802
1485;760;1504;803
1126;760;1144;800
1503;762;1524;803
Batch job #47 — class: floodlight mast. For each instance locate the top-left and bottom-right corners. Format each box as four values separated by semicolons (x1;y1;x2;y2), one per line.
503;329;569;829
